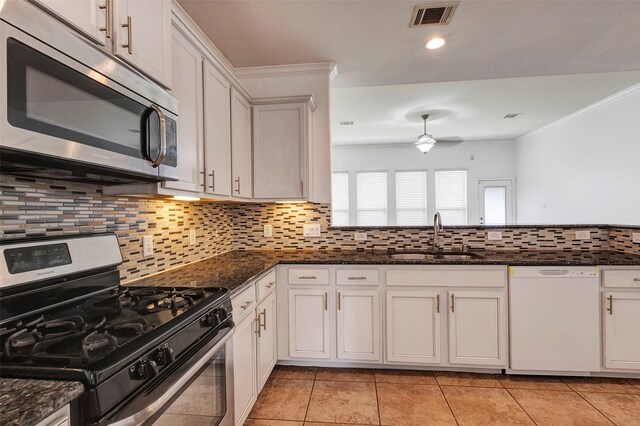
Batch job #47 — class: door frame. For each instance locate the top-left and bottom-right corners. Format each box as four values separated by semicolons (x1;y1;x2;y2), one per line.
477;178;516;225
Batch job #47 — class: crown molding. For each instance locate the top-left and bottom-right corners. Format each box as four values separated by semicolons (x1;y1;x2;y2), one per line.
235;62;338;80
251;95;317;111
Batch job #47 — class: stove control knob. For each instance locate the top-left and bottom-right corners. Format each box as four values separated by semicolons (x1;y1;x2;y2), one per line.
200;312;215;327
135;360;159;380
156;346;175;366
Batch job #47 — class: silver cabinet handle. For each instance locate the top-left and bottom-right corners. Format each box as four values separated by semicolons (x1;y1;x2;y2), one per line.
148;104;166;167
266;282;275;289
209;170;215;191
337;291;341;310
121;16;132;54
451;294;455;313
634;277;640;282
607;295;613;315
234;177;240;194
260;309;267;331
254;317;261;337
98;0;112;38
323;292;328;311
348;276;367;280
240;301;252;310
436;294;440;314
200;168;207;188
298;276;317;280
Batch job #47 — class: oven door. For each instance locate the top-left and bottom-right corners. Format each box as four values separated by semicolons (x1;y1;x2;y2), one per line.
107;332;233;426
0;21;178;182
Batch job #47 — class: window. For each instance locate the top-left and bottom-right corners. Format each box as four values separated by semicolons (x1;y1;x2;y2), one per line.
357;172;387;226
331;172;350;226
395;171;428;226
435;170;468;225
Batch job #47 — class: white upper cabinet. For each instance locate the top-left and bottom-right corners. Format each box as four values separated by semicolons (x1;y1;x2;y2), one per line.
113;0;172;87
252;98;314;200
231;88;253;199
163;27;203;193
448;290;507;367
32;0;108;45
386;290;441;364
604;291;640;370
203;61;232;197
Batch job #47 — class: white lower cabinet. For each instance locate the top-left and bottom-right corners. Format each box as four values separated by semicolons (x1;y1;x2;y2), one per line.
386;290;441;364
256;292;278;391
35;404;70;426
604;291;640;370
288;288;331;359
337;290;380;361
448;290;507;366
232;313;256;426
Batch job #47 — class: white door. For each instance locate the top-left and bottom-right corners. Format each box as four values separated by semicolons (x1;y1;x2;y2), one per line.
113;0;172;87
232;315;257;426
448;290;507;366
386;291;441;364
231;89;252;199
256;292;278;391
253;103;306;199
33;0;107;45
288;289;330;359
337;290;380;361
162;28;203;192
478;179;514;225
203;61;232;197
604;292;640;370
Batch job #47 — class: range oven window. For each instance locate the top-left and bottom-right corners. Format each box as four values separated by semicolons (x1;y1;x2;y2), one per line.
145;346;227;425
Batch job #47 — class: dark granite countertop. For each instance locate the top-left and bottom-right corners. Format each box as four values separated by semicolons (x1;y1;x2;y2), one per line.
127;249;640;293
0;378;84;426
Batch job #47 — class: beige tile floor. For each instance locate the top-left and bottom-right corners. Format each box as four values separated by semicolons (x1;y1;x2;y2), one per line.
245;367;640;426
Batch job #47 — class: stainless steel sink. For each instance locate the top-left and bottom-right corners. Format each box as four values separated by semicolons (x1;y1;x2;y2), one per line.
390;252;482;260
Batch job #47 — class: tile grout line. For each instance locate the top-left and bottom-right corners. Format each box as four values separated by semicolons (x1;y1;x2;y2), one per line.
573;390;621;425
374;376;382;426
302;369;318;423
503;387;539;426
436;378;461;426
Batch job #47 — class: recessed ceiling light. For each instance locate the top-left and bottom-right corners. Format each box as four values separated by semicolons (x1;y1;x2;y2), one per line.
426;37;446;49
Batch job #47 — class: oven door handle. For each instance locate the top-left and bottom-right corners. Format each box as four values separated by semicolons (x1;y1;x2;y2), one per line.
107;331;232;426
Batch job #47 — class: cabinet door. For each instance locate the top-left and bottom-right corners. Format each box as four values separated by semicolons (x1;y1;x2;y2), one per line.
232;315;257;426
203;61;232;197
604;292;640;370
113;0;172;87
33;0;107;45
448;290;507;366
288;289;330;359
256;292;278;391
231;89;252;199
386;291;441;364
162;28;203;193
253;103;306;199
337;290;380;361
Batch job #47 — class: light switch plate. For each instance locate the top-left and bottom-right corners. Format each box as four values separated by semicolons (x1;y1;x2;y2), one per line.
189;229;196;245
487;231;502;241
633;232;640;244
263;224;273;238
142;235;153;257
354;232;368;241
575;230;591;240
303;224;321;237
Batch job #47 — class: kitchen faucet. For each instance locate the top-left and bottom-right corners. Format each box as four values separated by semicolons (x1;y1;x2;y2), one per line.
433;212;443;253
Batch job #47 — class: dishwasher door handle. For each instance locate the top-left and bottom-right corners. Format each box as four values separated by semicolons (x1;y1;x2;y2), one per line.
538;269;570;276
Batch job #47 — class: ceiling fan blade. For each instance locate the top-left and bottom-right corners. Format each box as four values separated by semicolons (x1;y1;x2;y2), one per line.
436;136;464;143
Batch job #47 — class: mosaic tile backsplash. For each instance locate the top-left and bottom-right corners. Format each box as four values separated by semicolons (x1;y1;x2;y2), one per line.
1;174;638;282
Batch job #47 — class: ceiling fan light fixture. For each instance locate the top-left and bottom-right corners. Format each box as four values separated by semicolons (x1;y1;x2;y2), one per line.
416;114;437;154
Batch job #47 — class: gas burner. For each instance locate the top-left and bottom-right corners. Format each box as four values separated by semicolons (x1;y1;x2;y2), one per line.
145;293;194;313
82;331;118;359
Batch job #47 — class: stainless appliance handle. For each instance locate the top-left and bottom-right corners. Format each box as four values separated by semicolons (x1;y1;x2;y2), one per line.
109;332;232;426
148;104;167;167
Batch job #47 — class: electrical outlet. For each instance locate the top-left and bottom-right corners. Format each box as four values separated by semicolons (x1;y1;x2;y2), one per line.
354;232;368;241
487;231;502;241
189;229;196;245
575;230;591;240
303;223;321;237
263;224;273;238
633;233;640;244
142;235;153;257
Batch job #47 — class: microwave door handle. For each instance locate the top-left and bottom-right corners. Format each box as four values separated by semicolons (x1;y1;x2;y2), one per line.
147;104;167;167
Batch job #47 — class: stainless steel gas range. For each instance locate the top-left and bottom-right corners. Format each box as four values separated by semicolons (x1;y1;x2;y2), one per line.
0;233;234;426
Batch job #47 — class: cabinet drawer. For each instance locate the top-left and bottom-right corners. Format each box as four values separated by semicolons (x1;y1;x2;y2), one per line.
387;268;506;288
257;270;277;301
602;269;640;288
288;268;329;285
336;269;379;286
232;284;257;323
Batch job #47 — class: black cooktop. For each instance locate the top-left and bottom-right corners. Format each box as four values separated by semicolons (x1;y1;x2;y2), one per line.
0;285;226;368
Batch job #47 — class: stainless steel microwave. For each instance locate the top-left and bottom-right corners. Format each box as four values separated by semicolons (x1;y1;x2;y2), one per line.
0;1;179;184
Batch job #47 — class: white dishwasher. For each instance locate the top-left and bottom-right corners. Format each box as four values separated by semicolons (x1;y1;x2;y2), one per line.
509;266;600;373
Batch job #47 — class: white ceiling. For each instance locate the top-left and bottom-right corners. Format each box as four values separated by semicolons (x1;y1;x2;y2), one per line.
179;0;640;88
331;72;640;144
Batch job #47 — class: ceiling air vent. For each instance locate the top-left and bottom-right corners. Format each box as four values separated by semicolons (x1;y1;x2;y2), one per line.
504;113;524;119
410;3;459;27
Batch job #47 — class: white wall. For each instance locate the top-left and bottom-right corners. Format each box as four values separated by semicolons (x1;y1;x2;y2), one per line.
236;65;335;203
332;140;516;225
515;84;640;225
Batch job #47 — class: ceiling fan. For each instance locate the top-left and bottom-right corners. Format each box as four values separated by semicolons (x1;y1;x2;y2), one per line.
415;113;462;154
